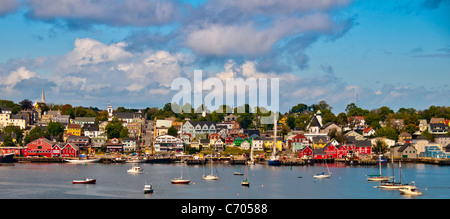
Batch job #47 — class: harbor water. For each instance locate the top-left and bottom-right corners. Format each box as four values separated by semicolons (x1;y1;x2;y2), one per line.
1;162;449;199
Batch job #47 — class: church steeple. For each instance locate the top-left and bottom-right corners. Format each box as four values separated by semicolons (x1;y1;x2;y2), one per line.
41;88;46;104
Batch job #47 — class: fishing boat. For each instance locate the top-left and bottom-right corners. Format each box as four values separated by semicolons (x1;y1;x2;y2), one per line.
399;185;423;196
72;178;96;184
268;113;281;166
143;184;154;194
367;154;391;182
241;163;250;186
65;158;99;164
171;165;191;184
127;164;143;174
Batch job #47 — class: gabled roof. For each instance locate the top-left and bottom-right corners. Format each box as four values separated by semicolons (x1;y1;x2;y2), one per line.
355;140;372;147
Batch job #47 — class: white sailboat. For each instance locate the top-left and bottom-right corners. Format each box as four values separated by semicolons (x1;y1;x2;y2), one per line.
367;154;391;182
171;164;191;184
202;157;219;180
241;163;250;186
379;159;410;190
268;113;281;166
313;160;331;179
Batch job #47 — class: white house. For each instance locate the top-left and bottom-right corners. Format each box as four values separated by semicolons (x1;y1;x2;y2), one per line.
251;136;264;151
154;135;184;152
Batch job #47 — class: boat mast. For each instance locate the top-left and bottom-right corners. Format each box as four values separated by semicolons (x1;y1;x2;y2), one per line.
272;112;277;158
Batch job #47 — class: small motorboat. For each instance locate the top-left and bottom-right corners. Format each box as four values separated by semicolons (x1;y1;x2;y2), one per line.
127;164;143;174
399;186;423;196
72;178;96;184
143;184;153;194
233;172;244;175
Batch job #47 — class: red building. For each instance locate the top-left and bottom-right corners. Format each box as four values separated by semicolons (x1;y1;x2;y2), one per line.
355;140;372;155
61;143;79;158
298;146;313;158
26;138;56;157
323;143;338;159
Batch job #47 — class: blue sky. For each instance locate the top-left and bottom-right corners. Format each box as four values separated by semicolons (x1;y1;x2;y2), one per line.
0;0;449;114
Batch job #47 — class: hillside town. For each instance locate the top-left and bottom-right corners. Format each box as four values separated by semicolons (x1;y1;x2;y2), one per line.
1;89;450;163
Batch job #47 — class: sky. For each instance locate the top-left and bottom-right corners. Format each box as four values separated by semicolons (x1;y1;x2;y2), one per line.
0;0;449;114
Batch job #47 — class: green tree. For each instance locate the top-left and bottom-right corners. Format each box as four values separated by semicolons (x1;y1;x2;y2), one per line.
2;134;15;146
46;122;65;139
168;125;178;137
24;127;46;144
105;117;124;139
375;127;398;141
373;139;389;155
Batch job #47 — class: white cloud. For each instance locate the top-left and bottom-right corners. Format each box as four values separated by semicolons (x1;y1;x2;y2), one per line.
0;66;39;93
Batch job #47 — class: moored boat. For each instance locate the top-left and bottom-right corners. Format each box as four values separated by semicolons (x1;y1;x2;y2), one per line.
65;158;99;164
143;184;154;193
72;178;96;184
313;172;331;179
127;164;143;174
399;186;423;196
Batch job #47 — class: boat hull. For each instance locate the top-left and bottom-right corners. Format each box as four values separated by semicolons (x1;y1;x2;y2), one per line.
313;174;331;179
379;182;410;190
202;175;219;180
72;179;96;184
399;187;422;196
0;153;15;163
367;176;391;182
171;179;191;184
268;160;281;166
65;159;99;164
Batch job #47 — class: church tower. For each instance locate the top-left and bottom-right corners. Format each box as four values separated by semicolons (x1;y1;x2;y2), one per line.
107;103;113;121
41;88;46;104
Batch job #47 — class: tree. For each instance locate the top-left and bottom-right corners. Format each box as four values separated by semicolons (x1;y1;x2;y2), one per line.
373;139;389;155
375;127;398;141
168;125;178;137
2;135;15;146
120;127;129;139
24;127;46;144
46;122;65;140
105;117;124;139
19;99;33;110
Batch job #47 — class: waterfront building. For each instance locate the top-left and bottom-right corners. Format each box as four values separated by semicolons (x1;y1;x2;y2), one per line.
251;136;264;151
106;138;123;153
61;143;79;158
122;137;138;152
298;146;313;158
154;135;184;152
355;140;372;156
288;134;311;152
391;144;417;159
66;135;90;150
25;138;56;158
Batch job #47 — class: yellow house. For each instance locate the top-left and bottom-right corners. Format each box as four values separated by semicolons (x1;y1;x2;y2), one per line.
66;124;82;136
263;137;283;152
312;136;327;149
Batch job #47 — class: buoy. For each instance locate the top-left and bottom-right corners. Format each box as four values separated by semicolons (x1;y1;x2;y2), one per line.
261;184;264;187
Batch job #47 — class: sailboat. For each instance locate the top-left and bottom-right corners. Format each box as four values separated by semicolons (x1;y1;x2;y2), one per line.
202;157;219;180
367;154;391;182
241;163;250;186
268;113;281;166
171;164;191;184
313;159;331;179
379;159;410;190
399;182;423;196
